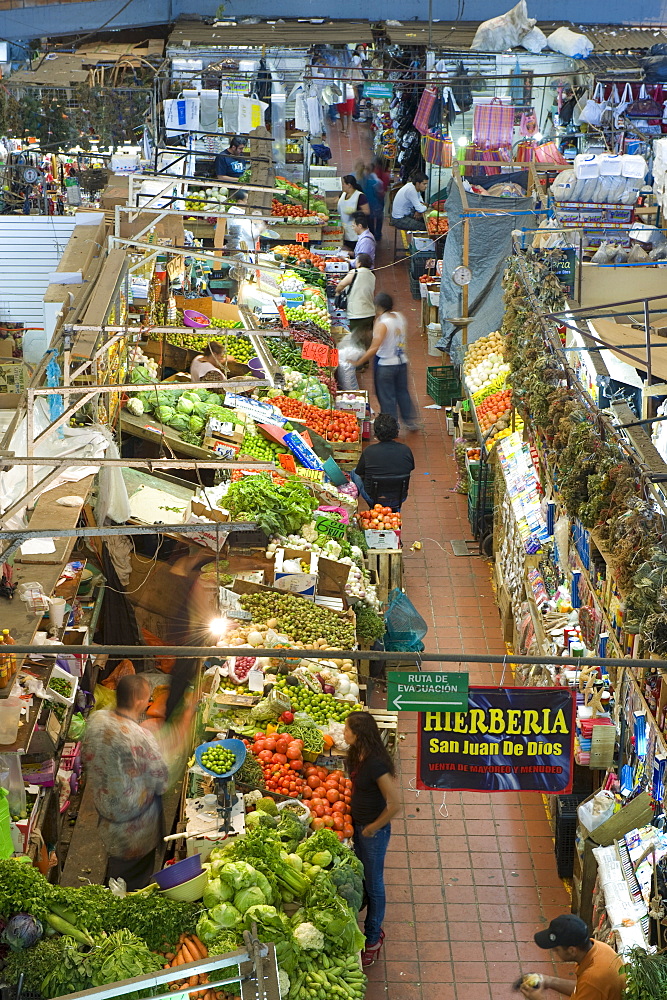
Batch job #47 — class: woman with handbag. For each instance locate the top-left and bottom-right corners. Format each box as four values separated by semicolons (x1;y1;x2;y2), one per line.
337;174;370;248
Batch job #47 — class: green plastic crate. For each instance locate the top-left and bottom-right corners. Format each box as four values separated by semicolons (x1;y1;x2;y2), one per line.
466;467;495;507
426;365;461;406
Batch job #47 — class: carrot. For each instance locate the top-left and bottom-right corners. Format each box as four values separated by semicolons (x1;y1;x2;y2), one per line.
187;935;208;960
171;952;184;967
179;933;187;944
180;941;196;965
188;976;199;988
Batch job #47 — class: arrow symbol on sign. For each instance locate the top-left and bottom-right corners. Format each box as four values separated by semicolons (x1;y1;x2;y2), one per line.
393;693;403;710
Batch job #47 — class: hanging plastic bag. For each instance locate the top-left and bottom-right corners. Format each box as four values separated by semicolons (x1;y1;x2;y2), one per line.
237;95;268;133
578;83;607;127
577;791;615;833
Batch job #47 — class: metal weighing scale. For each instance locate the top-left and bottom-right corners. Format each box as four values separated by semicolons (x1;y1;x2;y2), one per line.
194;738;247;837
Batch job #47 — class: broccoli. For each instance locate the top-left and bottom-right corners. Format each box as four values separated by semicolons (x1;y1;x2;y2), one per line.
256;796;279;817
330;865;363;911
276;811;306;852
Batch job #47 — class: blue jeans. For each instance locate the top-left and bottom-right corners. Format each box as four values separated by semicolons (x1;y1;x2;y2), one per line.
354;821;391;946
350;471;372;506
375;362;416;426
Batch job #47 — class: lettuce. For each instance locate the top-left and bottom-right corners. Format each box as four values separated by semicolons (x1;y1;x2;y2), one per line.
202;877;234;909
233;886;266;913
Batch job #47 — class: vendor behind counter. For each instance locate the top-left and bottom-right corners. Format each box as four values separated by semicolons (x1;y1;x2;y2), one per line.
190;342;227;381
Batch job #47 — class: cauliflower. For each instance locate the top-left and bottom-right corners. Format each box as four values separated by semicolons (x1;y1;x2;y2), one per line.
293;922;324;950
244;789;263;807
278;970;290;997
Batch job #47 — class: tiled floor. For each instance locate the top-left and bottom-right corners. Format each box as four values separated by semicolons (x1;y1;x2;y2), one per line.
324;120;573;999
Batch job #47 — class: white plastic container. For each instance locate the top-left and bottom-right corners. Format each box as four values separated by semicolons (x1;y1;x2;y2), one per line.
598;153;623;176
574;154;599;180
427;323;442;357
621;154;647;179
0;698;22;745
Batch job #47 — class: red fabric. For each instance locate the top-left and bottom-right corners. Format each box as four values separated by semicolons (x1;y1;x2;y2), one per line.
414;87;437;135
473;98;515;149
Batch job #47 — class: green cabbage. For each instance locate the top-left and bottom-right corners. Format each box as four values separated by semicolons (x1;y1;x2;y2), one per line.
168;415;190;433
233;886;266;913
177;396;195;415
130;366;153;384
202;876;234;909
189;415;205;433
156;405;175;424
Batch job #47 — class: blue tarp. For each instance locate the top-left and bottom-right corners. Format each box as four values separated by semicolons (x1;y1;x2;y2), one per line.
437;180;538;364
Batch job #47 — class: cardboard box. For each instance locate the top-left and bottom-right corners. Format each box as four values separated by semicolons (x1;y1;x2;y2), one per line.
364;529;401;551
191;499;230;523
335;391;368;420
272;547;318;599
14;787;42;853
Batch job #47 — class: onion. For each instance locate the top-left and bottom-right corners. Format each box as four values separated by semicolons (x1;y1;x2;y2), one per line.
323;684;336;694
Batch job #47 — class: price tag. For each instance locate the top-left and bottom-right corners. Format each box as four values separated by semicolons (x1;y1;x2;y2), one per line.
278;453;297;475
295;232;310;243
301;341;337;367
277;304;289;329
207;417;236;437
315;515;346;540
248;668;264;692
298;467;324;482
300;428;314;448
211;441;240;460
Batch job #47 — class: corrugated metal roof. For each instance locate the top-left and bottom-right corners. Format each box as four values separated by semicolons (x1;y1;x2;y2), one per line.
383;21;667;53
168;21;374;50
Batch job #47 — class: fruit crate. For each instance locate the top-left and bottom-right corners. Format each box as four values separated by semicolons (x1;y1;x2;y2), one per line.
466;466;494;506
331;436;362;470
426;365;461;406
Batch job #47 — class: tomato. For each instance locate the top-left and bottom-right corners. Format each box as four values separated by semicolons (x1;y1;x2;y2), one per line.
264;738;277;752
332;815;345;831
307;775;320;789
324;779;338;791
312;804;325;818
286;746;302;760
326;788;340;803
322;814;334;827
289;759;302;771
302;786;312;799
335;830;345;842
330;770;345;782
312;817;325;830
332;801;346;814
291;739;305;751
316;767;328;780
323;803;332;815
273;753;288;765
275;739;289;755
343;824;354;839
258;750;273;763
253;740;266;752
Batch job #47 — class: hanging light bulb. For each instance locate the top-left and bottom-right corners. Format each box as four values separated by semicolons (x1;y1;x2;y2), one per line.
533;132;543;142
457;135;468;147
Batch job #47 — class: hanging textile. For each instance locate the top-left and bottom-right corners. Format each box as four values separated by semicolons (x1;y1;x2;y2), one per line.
422;131;454;167
414;87;438;135
473;98;515;149
45;350;64;434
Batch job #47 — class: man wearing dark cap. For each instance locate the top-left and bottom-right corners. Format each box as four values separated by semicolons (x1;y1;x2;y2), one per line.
520;914;625;1000
215;136;248;183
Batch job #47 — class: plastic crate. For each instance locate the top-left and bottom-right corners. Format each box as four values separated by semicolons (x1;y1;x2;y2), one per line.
409;273;421;300
409;249;436;280
426;365;461;406
467;495;494;538
555;793;588;878
466;467;495;506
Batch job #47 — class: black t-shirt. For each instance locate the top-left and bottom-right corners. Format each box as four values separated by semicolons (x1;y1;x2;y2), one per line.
355;440;415;494
214;150;248;179
351;757;391;825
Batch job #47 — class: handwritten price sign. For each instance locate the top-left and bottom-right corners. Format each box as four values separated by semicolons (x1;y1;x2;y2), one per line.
295;232;310;243
301;341;339;367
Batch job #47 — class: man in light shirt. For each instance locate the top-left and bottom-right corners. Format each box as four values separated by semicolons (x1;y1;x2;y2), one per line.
391;171;428;231
352;213;376;266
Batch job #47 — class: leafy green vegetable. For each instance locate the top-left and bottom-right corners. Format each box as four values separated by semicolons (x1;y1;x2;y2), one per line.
233;886;266;913
2;936;64;991
297;829;363;878
355;604;386;644
223;476;318;537
203;876;235;909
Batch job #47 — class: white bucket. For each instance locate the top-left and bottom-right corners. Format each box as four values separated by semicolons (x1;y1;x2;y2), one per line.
427;322;442;357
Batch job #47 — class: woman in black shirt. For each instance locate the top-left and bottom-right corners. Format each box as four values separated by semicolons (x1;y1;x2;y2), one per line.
344;711;400;968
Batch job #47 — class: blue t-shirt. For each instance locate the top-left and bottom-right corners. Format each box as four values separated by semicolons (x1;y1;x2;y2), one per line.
214;151;247;179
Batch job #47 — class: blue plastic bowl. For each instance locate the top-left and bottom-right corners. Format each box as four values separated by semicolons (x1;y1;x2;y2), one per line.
153;853;202;890
195;738;247;779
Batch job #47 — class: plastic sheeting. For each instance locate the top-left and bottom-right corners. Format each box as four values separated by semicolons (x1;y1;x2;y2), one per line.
437;180;537;364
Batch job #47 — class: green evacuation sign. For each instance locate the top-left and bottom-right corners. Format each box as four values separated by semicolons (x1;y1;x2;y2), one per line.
387;671;468;712
364;83;394;100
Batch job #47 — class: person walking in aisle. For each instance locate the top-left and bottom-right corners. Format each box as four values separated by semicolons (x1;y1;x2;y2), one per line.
351;413;414;509
351;213;376;266
335;252;376;345
82;675;169;890
520;914;625;1000
350;44;367;121
337;175;370;249
390;170;429;231
354;292;421;431
344;711;400;969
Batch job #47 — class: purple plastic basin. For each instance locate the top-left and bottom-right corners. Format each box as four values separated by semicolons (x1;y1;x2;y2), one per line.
153;853;202;889
183;309;211;329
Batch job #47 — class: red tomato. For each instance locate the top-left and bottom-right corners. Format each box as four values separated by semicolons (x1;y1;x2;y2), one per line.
275;739;289;755
302;786;312;799
332;815;345;831
258;750;273;763
326;789;339;803
312;804;325;818
330;770;345;782
273;753;288;765
291;740;305;751
335;831;345;842
312;817;325;830
343;824;354;839
316;767;328;780
289;759;302;771
264;738;277;752
332;801;346;814
307;775;320;789
322;815;334;827
286;746;302;760
253;740;266;752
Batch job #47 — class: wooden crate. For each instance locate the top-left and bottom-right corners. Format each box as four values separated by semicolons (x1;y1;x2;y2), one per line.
369;709;398;756
331;436;362;470
366;548;403;606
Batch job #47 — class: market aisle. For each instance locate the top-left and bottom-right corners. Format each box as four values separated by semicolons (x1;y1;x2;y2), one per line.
325;121;572;1000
